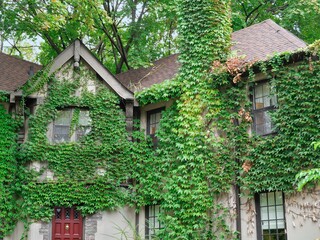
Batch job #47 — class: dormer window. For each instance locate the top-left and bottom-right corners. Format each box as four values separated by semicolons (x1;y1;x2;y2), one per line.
253;81;277;136
51;108;91;143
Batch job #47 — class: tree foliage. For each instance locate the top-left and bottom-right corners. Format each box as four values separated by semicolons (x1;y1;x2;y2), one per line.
1;0;177;73
231;0;320;43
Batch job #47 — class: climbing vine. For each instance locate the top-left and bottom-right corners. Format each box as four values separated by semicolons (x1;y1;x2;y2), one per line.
1;2;320;239
0;101;20;238
15;62;155;229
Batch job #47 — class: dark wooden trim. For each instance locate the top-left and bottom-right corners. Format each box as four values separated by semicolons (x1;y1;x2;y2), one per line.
255;193;262;240
145;206;150;239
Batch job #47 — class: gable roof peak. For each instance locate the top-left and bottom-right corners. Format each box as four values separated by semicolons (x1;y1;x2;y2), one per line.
49;40;134;101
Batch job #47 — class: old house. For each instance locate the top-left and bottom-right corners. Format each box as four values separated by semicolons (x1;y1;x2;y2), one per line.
1;19;320;240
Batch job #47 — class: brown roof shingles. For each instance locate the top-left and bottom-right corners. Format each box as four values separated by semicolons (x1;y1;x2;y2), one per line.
116;19;307;92
231;19;306;61
116;54;180;91
0;52;42;92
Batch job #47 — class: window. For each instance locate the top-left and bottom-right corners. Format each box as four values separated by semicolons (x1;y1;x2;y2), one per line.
145;205;162;239
256;192;287;240
253;81;277;135
147;108;164;147
52;109;91;143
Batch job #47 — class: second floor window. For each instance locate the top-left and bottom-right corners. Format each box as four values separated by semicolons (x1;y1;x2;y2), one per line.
253;81;277;136
147;108;164;147
52;108;91;143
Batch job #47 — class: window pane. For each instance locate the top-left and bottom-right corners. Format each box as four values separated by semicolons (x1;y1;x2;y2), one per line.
254;82;277;110
260;193;268;206
276;206;284;219
53;109;71;143
53;126;70;143
254;111;272;135
267;192;276;205
268;206;276;220
255;84;263;98
275;192;283;205
79;110;91;126
55;110;72;125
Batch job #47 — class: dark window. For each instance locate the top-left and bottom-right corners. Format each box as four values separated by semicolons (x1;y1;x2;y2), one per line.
253;81;277;135
147;108;164;147
145;205;162;239
52;109;91;143
256;191;287;240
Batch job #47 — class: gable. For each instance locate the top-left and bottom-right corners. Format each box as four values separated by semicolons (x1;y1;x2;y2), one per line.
48;40;134;101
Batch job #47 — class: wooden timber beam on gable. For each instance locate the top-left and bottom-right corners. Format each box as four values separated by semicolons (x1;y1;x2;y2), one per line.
48;39;136;105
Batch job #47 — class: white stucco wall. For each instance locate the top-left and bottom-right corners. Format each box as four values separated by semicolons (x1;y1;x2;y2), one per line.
286;190;320;240
4;222;46;240
95;207;136;240
3;221;24;240
240;190;320;240
240;194;257;240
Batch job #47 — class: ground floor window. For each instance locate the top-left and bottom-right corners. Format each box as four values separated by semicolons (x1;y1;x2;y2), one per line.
145;205;162;239
256;191;287;240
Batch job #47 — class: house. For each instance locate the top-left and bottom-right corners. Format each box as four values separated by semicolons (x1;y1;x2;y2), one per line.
2;19;320;240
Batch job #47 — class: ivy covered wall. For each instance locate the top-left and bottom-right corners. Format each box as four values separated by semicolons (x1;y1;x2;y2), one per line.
0;2;319;239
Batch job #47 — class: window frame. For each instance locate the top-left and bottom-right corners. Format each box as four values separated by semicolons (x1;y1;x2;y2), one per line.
146;107;165;147
255;191;287;240
252;80;277;136
50;107;91;143
145;204;162;239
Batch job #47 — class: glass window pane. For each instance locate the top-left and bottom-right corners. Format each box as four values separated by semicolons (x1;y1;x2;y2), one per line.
267;192;276;205
255;84;263;98
53;126;70;143
263;83;270;96
255;98;265;109
55;110;72;125
260;193;268;206
79;110;91;126
254;111;272;135
268;206;276;219
269;220;277;229
275;192;283;205
261;207;268;220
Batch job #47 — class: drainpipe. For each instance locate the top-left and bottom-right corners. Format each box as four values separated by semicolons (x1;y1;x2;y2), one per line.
233;118;242;239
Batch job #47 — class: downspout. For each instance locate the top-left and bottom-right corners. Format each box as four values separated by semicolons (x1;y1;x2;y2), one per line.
233;118;242;239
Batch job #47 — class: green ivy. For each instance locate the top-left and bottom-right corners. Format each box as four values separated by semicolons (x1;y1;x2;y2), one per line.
241;55;320;193
0;104;19;238
15;63;156;231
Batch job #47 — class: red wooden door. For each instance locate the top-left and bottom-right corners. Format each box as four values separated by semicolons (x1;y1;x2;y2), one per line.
52;207;83;240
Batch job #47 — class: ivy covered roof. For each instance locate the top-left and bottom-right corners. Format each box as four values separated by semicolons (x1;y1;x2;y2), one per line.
116;19;307;92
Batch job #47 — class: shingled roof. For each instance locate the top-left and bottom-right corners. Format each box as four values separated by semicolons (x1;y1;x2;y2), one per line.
0;52;42;92
116;19;307;92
